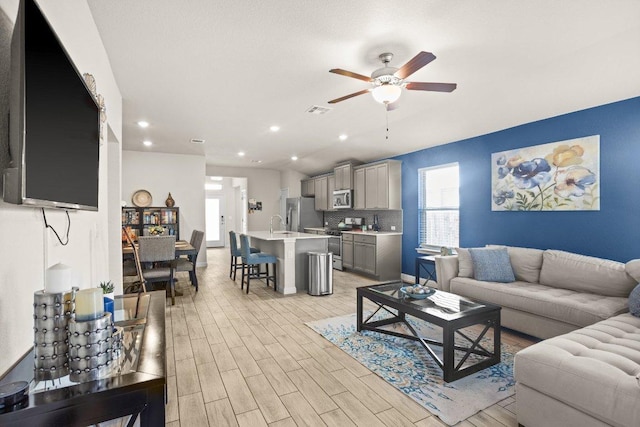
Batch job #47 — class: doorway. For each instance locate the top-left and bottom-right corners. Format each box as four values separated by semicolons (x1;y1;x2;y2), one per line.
205;195;225;247
205;175;247;246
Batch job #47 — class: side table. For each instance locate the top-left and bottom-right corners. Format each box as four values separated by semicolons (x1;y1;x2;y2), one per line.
415;255;437;285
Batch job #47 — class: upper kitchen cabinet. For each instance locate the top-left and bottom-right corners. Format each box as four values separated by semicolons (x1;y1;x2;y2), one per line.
314;175;329;211
334;163;353;190
327;174;336;211
301;178;315;197
353;168;366;209
354;160;401;209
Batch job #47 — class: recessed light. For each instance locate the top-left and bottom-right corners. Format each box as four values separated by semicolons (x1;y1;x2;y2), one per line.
270;125;280;132
137;121;149;128
143;140;153;146
190;138;205;144
339;134;348;141
238;151;245;157
291;156;298;161
251;159;263;163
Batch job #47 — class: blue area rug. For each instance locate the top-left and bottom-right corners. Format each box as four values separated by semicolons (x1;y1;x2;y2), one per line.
306;313;516;425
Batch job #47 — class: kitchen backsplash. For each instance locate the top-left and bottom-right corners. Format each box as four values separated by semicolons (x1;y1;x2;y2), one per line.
323;210;403;232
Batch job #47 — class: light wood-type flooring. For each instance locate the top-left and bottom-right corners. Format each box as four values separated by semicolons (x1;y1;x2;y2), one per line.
164;247;536;427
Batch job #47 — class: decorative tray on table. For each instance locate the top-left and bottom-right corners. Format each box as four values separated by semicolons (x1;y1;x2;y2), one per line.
400;285;436;299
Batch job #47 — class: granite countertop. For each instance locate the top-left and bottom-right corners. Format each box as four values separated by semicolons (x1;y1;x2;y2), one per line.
246;231;330;241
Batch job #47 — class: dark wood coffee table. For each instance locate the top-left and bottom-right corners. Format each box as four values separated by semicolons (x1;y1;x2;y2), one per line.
357;281;501;382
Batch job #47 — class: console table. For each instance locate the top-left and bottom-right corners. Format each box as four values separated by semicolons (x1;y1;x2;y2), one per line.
0;291;166;426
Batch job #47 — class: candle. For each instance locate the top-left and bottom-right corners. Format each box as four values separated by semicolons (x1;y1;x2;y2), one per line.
74;288;104;321
46;263;72;294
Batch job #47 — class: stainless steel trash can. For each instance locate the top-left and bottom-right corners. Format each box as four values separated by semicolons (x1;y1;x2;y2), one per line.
308;252;333;296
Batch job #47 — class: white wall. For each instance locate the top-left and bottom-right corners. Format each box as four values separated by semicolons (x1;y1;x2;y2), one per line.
122;151;207;265
280;169;308;198
206;166;281;231
0;0;122;376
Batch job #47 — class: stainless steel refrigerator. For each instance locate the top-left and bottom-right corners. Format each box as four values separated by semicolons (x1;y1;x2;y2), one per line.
286;197;323;232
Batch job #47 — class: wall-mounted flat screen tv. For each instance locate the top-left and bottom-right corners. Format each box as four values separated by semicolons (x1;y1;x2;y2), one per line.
3;0;100;211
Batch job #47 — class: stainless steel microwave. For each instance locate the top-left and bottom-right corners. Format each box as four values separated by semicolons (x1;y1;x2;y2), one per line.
332;189;352;209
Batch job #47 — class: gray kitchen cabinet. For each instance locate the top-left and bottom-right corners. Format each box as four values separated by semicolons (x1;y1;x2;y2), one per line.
355;160;401;209
353;167;366;209
314;176;328;211
334;164;353;190
301;179;315;197
342;233;354;268
347;232;401;281
327;174;336;211
354;234;376;275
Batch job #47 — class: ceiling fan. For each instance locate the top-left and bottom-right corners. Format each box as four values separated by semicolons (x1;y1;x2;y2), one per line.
328;51;456;110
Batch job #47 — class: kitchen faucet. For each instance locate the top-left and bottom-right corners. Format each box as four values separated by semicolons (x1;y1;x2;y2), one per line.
270;215;284;234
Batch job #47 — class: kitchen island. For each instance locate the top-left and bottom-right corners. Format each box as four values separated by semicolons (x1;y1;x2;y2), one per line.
245;231;330;294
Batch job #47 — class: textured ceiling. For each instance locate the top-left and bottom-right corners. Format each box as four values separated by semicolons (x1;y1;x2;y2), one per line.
87;0;640;176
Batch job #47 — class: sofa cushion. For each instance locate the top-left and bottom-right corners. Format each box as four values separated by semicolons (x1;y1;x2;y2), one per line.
515;314;640;427
450;277;629;327
539;250;637;297
455;248;474;277
627;259;640;282
469;247;515;282
630;284;640;317
488;245;543;283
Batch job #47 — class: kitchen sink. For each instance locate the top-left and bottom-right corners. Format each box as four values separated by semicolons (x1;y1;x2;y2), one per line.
273;231;294;234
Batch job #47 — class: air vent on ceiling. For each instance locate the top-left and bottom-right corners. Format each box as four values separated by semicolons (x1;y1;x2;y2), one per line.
305;105;332;115
190;138;205;144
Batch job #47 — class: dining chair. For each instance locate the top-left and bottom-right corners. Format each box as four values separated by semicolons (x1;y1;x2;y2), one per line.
229;231;259;280
239;234;277;294
138;235;177;305
122;226;146;294
174;229;205;291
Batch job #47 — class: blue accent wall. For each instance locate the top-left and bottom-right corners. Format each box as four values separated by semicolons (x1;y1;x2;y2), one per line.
394;96;640;275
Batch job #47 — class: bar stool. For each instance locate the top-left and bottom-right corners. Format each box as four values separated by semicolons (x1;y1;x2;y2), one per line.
239;234;277;294
229;231;259;280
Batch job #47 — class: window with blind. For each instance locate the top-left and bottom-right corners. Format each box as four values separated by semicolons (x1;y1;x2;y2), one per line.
418;163;460;249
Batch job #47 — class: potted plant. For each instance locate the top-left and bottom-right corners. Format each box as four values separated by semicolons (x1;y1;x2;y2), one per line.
100;280;115;319
100;280;115;299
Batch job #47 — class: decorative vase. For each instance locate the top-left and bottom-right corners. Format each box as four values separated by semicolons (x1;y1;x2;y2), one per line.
165;192;175;207
103;297;114;320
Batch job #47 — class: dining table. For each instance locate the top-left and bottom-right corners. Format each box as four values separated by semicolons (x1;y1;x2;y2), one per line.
122;239;196;260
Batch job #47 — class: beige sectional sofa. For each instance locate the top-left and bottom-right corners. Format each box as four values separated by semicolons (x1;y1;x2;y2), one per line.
435;247;636;339
515;313;640;427
435;247;640;427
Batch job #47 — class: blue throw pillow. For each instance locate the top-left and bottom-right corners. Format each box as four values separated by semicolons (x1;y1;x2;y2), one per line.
468;248;515;283
629;284;640;317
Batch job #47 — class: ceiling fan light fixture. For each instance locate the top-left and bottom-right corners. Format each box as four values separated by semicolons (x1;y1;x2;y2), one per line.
372;84;401;104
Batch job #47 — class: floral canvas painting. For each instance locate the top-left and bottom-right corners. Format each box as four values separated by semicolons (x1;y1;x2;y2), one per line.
491;135;600;211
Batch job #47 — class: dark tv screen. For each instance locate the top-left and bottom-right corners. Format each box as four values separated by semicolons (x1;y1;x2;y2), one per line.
22;0;100;210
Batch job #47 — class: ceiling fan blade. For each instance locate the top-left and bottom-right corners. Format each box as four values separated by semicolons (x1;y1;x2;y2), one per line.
328;89;371;104
395;51;436;79
329;68;372;82
406;82;457;92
